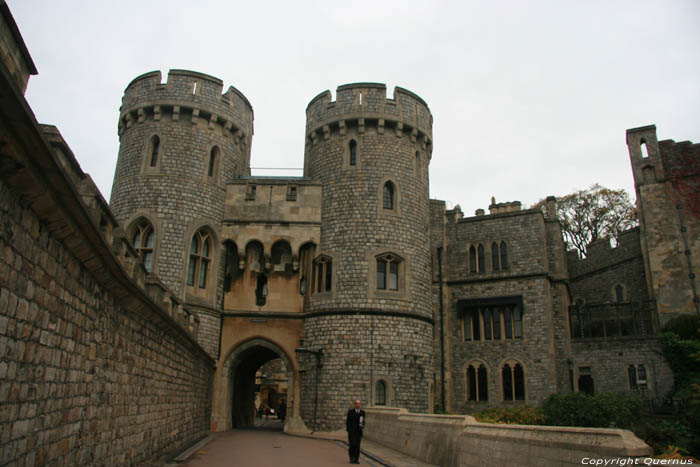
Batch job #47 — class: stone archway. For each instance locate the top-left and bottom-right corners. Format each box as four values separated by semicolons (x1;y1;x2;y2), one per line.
217;338;302;431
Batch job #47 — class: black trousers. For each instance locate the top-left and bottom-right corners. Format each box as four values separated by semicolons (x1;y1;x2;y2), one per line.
348;432;361;460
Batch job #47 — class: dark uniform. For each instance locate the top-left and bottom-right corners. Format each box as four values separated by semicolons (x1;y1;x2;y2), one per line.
345;405;365;463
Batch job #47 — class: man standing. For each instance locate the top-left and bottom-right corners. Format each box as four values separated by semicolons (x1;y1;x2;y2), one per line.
346;399;365;464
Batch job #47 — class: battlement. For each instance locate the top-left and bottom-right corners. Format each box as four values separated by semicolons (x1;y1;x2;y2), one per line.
567;228;642;278
305;82;433;152
119;69;254;142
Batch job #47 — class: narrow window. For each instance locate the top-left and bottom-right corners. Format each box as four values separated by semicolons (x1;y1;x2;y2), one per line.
640;139;649;158
514;364;525;400
477;365;488;401
208;147;219;177
150;135;160;167
628;365;638;389
464;310;473;341
492;308;501;340
317;261;323;293
375;380;386;405
513;306;523;338
377;261;386;290
637;364;647;389
389;262;398;290
467;365;477;401
492;243;500;271
383;182;395;210
477;244;485;273
484;308;492;340
472;310;481;341
313;255;333;294
469;246;477;273
614;284;624;303
500;242;508;269
187;229;212;289
255;273;268;306
503;364;513;401
349;140;357;166
415;151;421;176
504;307;513;339
133;220;155;272
325;261;332;292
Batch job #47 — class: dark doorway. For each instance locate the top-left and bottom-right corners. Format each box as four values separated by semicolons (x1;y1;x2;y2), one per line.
230;345;288;430
578;367;595;395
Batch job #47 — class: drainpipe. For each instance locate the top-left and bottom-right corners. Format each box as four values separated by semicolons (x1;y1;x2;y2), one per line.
437;247;446;411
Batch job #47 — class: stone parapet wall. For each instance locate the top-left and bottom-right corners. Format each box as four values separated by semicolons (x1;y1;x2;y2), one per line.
363;407;652;467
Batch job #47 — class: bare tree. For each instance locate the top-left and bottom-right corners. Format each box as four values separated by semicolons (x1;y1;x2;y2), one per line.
533;184;638;257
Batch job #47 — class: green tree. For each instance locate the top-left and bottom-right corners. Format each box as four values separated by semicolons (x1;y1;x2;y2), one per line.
533;184;637;257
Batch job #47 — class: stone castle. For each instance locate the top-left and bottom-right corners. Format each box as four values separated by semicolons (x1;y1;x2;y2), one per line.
1;2;699;464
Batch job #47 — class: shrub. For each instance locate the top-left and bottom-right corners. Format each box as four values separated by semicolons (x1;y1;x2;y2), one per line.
473;406;545;425
662;314;700;341
542;392;642;429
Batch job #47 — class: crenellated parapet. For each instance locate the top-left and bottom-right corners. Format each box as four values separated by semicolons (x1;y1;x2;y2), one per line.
119;69;254;147
305;83;433;153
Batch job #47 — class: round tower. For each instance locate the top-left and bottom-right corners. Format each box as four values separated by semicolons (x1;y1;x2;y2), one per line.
301;83;434;429
109;69;254;356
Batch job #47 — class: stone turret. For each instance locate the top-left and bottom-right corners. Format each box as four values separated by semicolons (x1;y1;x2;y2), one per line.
109;69;255;356
299;83;434;429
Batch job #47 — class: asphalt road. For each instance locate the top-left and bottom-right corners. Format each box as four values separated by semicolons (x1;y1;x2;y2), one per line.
180;429;375;467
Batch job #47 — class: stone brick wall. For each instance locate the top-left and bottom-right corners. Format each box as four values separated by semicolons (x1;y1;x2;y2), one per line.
299;314;432;431
0;3;36;94
568;228;649;305
0;178;213;465
441;208;565;410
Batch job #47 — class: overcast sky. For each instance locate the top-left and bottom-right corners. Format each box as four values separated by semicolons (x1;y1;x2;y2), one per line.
9;0;700;215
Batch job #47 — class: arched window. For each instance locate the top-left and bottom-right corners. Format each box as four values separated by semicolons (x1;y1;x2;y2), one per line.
208;146;219;178
477;244;485;273
466;363;488;402
187;230;212;289
376;253;401;291
149;135;160;167
383;182;395;210
271;240;293;273
492;243;500;271
132;220;155;272
614;284;625;303
500;241;508;270
628;365;638;389
640;139;649;158
313;255;332;293
503;362;525;401
469;246;477;273
349;140;357;166
375;380;386;406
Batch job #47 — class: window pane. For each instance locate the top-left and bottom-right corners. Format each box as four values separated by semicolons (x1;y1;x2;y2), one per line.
472;310;480;341
469;247;476;273
513;308;523;338
500;242;508;269
383;183;394;210
377;261;386;290
190;236;199;254
492;243;499;271
325;261;332;292
150;136;159;167
514;364;525;400
464;311;472;341
503;364;513;401
483;309;492;340
467;366;476;401
504;307;513;339
133;230;141;248
615;285;624;303
198;259;208;288
477;245;484;272
628;365;637;389
317;262;323;293
389;262;398;290
202;237;210;258
208;148;217;176
145;229;154;248
492;308;501;340
478;365;488;401
349;140;357;166
376;381;386;405
143;251;153;272
187;257;196;286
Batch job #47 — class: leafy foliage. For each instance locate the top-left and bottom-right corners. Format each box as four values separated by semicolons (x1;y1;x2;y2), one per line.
532;184;637;257
472;406;545;425
542;391;642;428
662;314;700;341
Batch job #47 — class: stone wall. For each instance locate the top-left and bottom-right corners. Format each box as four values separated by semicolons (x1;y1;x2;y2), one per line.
0;59;214;464
363;407;652;467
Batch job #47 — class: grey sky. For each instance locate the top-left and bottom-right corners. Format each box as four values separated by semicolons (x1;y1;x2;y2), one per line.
9;0;700;215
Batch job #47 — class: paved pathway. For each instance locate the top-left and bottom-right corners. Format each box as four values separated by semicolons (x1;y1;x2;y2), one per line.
170;428;436;467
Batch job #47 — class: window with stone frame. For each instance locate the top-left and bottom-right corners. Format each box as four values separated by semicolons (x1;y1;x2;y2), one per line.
207;146;220;179
460;296;524;341
312;255;332;294
349;139;357;166
375;380;387;405
466;362;488;402
132;219;155;272
628;364;648;389
148;135;160;167
502;361;526;401
492;241;509;271
187;229;212;289
382;181;395;210
469;246;477;272
376;253;401;291
614;284;625;303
